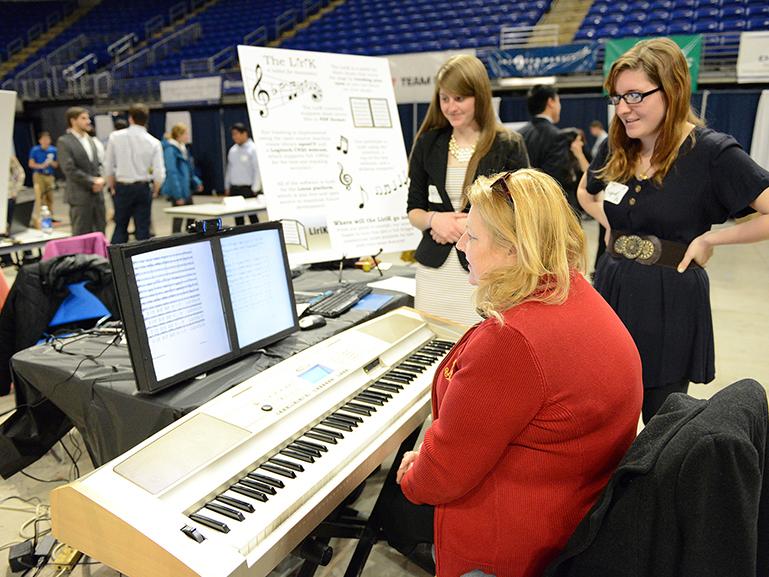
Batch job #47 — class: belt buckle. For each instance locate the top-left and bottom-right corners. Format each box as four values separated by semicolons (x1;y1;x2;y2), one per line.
613;234;661;265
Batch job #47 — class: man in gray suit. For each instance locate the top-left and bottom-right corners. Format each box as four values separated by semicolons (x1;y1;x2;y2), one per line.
57;107;106;235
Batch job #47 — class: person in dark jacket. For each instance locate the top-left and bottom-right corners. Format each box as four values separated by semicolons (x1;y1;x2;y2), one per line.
543;378;769;577
519;85;572;191
0;254;118;395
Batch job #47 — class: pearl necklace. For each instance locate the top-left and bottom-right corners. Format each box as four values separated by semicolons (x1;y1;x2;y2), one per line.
449;134;476;163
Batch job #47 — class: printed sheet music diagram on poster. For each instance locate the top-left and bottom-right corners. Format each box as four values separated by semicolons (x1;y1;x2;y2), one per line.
238;46;420;266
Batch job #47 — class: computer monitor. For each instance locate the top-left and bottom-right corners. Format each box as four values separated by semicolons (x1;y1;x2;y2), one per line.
109;222;298;394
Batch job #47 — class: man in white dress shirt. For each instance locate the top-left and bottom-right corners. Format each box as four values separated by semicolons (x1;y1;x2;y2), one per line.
56;107;106;235
224;122;262;225
104;103;165;243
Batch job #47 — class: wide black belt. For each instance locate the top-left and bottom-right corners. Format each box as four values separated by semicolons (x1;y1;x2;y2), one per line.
607;231;701;269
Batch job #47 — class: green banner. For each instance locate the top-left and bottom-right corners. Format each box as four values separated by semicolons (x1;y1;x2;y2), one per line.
603;35;703;91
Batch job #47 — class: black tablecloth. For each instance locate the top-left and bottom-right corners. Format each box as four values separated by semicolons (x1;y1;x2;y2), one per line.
0;266;413;477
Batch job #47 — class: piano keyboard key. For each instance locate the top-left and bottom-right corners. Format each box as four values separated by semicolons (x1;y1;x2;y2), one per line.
241;477;278;495
204;502;245;522
189;513;230;533
260;462;297;478
280;448;315;463
294;438;328;452
247;472;285;489
269;457;304;472
215;495;255;513
230;484;269;502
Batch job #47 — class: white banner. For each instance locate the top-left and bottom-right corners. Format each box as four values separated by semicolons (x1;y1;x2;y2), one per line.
0;90;17;235
159;76;221;104
238;46;420;266
737;31;769;83
387;49;475;103
750;90;769;170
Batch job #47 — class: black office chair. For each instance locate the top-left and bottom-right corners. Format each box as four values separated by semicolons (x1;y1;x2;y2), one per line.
543;378;769;577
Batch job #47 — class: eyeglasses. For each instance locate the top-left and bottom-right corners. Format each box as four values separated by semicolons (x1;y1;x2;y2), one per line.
490;171;515;207
607;87;662;106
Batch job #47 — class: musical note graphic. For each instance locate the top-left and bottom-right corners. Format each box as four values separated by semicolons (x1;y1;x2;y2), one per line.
358;185;368;209
249;64;323;118
251;64;270;117
338;163;353;191
336;135;349;155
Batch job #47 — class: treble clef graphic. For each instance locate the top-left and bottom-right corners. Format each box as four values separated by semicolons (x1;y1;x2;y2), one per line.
338;163;352;191
252;63;270;117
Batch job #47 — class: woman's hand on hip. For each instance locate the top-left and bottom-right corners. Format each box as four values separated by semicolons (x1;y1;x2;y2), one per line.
678;232;714;272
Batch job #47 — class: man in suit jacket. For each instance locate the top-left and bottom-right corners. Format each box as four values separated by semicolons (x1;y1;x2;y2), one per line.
57;107;106;236
519;85;572;190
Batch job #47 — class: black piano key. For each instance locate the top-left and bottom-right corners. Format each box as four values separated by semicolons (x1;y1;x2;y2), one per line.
216;495;254;513
294;438;328;453
371;383;402;393
422;347;446;356
342;403;372;416
231;484;269;502
347;401;376;413
269;457;304;472
355;394;384;406
190;513;230;533
241;477;278;494
432;339;455;349
398;362;425;373
382;374;410;384
388;370;415;381
321;418;353;432
280;448;315;463
289;443;322;457
410;353;437;364
247;472;285;488
204;502;244;522
305;430;338;444
362;389;392;401
312;427;344;439
260;462;297;478
329;412;360;426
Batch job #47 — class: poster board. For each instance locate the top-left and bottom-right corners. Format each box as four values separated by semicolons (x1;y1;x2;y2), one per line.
0;90;17;236
238;46;420;266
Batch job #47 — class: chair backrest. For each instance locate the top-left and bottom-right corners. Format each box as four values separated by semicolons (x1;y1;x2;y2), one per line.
543;379;769;577
42;232;109;261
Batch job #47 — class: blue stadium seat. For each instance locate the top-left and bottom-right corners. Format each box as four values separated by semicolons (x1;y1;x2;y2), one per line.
574;26;599;40
695;0;721;6
671;7;695;18
626;10;648;22
747;14;769;28
620;23;645;35
692;18;720;31
695;6;721;17
719;17;747;29
668;20;694;32
642;21;669;34
721;3;746;16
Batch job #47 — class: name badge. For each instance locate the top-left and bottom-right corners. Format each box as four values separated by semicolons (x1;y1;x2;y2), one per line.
604;181;629;205
427;184;442;203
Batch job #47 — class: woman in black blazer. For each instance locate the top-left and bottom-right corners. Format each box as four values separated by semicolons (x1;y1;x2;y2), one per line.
407;54;529;326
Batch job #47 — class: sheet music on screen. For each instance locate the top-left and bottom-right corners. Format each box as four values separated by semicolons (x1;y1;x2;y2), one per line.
221;228;295;348
132;241;231;381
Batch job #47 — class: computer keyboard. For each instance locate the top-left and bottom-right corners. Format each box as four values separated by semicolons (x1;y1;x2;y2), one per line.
304;283;373;318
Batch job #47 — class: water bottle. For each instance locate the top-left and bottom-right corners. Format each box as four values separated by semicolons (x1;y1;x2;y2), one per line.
41;205;53;234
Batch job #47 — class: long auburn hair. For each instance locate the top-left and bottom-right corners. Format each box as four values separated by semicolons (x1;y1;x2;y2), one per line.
597;37;703;186
465;169;586;322
412;54;507;197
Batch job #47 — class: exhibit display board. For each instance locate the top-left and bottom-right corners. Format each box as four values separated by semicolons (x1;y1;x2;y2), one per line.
238;46;420;265
0;90;16;235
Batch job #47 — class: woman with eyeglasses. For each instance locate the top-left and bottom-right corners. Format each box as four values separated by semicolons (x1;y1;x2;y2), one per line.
407;54;529;327
578;37;769;424
387;169;642;577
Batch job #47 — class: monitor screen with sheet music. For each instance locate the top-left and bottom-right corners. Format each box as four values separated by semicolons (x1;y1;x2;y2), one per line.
109;222;298;394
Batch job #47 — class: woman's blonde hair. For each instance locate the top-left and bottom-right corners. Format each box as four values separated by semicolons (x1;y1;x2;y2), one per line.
598;37;703;186
465;169;586;321
413;54;506;196
170;123;188;141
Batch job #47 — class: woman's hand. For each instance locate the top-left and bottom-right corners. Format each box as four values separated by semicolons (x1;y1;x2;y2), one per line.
678;232;714;272
396;444;422;484
604;225;612;247
430;212;466;244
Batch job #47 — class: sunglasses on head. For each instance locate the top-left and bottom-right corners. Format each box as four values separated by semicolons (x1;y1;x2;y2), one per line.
490;171;515;206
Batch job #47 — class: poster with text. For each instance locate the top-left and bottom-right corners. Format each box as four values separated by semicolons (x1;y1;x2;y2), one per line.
238;45;420;265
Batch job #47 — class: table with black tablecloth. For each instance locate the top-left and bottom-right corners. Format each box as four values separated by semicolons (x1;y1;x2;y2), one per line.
0;266;414;477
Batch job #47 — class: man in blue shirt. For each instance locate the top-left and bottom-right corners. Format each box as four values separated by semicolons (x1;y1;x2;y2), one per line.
28;131;58;229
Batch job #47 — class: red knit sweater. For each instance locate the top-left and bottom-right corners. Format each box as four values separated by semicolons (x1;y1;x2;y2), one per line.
401;274;643;577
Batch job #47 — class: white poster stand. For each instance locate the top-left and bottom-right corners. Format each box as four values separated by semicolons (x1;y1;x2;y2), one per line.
0;90;17;236
238;46;420;266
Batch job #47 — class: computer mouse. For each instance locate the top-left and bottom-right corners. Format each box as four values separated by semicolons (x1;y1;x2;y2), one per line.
299;314;327;330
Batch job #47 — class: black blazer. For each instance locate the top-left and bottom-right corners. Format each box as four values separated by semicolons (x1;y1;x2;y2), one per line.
406;126;529;269
519;117;571;189
543;378;769;577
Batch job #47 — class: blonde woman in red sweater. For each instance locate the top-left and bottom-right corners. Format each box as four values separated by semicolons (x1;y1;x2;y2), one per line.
395;169;643;577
